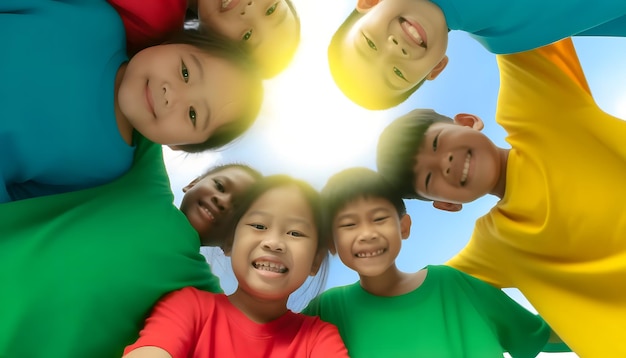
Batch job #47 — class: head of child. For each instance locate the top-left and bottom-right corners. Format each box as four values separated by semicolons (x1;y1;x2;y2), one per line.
328;0;449;110
377;109;505;212
117;28;264;153
221;175;330;320
180;163;263;246
322;167;411;278
196;0;301;78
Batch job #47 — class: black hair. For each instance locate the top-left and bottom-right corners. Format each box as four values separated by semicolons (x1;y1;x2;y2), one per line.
199;163;262;182
327;10;426;110
322;167;407;226
161;28;264;153
377;109;453;200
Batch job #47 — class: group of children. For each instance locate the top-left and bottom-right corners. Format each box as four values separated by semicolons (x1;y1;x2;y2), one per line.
1;0;625;357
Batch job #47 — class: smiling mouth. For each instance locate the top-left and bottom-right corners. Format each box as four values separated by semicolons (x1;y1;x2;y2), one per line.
253;260;288;273
399;17;427;49
199;202;217;223
355;248;386;258
461;151;471;186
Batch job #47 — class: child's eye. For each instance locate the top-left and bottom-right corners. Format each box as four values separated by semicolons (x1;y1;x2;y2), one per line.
338;222;355;228
189;107;197;126
242;30;253;41
433;133;440;152
288;230;306;238
265;3;278;15
374;216;389;222
181;61;189;83
248;223;266;230
393;67;407;81
362;33;377;51
425;172;432;190
213;179;225;193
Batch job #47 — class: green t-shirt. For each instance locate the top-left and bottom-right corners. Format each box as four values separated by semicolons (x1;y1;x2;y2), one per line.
0;136;221;357
303;265;549;358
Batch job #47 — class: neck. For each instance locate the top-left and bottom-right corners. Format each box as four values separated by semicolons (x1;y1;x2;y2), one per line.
359;265;427;297
228;288;289;324
490;147;510;199
114;63;133;145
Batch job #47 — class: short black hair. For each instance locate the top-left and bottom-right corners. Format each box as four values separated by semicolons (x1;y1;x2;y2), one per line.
377;109;453;200
321;167;407;225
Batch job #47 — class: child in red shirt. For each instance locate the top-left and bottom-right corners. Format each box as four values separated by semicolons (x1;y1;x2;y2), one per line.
123;175;349;358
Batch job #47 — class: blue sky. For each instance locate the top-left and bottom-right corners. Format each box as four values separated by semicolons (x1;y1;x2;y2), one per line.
165;1;626;356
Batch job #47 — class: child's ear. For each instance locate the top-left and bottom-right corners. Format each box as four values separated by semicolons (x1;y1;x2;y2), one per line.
356;0;381;12
425;56;449;80
310;250;327;276
168;145;183;151
433;201;463;212
182;177;201;193
400;214;412;240
453;113;484;131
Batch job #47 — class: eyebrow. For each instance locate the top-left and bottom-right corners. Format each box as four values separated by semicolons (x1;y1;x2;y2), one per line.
190;53;211;131
247;210;313;229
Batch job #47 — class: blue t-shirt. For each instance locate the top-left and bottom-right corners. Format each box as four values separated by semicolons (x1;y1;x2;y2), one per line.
432;0;626;53
0;0;134;203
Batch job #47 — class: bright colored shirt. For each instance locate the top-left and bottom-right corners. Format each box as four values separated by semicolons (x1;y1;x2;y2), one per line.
303;265;549;358
0;135;222;358
431;0;626;54
124;287;349;358
108;0;187;54
446;38;626;357
0;0;134;203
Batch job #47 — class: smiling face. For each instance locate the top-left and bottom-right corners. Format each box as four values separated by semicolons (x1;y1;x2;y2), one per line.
198;0;299;77
413;122;502;204
180;166;258;246
117;44;256;146
331;0;448;108
229;184;320;301
333;196;408;278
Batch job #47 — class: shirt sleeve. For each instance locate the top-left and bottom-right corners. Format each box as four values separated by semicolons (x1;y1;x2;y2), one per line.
456;271;550;358
496;37;592;123
123;287;204;358
308;321;350;358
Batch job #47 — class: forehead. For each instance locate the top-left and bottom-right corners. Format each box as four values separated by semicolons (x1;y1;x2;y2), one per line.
336;196;394;217
249;185;311;215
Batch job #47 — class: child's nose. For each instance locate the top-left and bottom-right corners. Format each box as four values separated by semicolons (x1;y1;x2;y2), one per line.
387;35;409;57
441;153;453;176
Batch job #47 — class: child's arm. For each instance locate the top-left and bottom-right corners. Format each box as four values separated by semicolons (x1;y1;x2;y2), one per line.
308;321;350;358
123;287;202;358
123;346;172;358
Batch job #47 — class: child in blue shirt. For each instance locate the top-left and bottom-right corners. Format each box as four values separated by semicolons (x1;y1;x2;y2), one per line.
0;0;263;203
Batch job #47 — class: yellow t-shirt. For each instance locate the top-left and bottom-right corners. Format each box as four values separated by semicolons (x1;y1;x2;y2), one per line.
447;38;626;357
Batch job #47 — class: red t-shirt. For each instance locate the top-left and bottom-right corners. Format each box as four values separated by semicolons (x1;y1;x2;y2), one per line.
124;287;349;358
107;0;187;54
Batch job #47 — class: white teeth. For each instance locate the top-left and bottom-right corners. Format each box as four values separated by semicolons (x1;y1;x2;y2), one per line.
461;152;471;185
355;248;385;258
253;261;287;273
200;205;214;221
407;25;422;44
221;0;232;9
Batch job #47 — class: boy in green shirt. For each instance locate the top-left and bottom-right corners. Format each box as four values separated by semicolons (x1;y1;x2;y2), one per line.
303;167;561;357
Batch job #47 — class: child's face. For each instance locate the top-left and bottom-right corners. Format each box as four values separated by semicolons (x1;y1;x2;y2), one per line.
333;196;406;278
230;185;319;300
198;0;299;76
412;122;501;204
336;0;448;104
180;167;258;246
117;44;255;146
